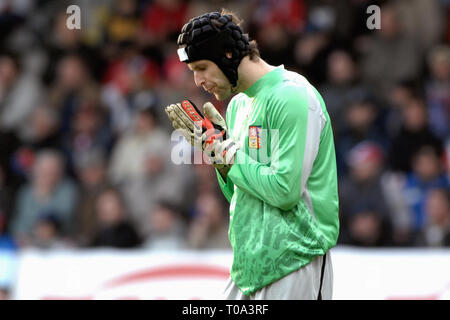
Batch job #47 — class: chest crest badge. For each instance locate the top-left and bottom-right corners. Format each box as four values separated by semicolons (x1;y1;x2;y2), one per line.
248;126;261;149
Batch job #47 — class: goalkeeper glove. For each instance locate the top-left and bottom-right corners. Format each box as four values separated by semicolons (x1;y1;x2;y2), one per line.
165;100;239;165
165;100;224;150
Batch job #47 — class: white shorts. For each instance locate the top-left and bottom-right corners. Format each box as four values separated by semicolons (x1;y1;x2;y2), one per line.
224;251;333;300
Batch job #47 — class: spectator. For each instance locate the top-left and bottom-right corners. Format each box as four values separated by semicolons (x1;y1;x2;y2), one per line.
344;206;391;247
187;191;230;250
385;80;418;139
20;105;61;151
48;53;101;137
425;45;450;140
61;100;113;176
29;211;69;249
0;0;33;45
192;163;222;195
11;106;63;178
102;39;160;95
10;149;78;246
338;141;393;246
393;0;444;54
400;145;450;241
142;201;187;250
336;98;388;176
90;187;141;248
100;41;160;135
108;105;168;185
293;30;332;86
361;3;421;98
389;95;443;173
0;51;44;134
73;149;112;246
249;0;306;68
42;8;105;84
415;188;450;247
11;105;62;178
104;0;141;45
320;49;372;135
158;52;208;129
140;0;189;47
120;133;194;236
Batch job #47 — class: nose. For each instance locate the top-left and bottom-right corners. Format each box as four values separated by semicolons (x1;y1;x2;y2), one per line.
193;71;204;88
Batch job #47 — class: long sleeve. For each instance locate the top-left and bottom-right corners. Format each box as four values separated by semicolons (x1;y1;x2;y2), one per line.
228;86;316;211
216;168;234;203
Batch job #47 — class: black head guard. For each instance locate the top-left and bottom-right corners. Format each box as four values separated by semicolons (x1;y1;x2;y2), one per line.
177;12;250;87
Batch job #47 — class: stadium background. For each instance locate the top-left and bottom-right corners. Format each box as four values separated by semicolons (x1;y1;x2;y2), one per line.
0;0;449;300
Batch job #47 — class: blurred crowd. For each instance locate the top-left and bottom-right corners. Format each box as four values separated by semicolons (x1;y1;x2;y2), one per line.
0;0;449;276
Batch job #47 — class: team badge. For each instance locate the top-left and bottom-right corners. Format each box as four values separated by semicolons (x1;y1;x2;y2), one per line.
248;126;261;149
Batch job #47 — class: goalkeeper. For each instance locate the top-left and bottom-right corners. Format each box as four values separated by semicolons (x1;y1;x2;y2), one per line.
165;10;339;300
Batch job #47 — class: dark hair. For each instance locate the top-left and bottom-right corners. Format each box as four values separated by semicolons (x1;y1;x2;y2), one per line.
412;144;442;161
36;211;62;233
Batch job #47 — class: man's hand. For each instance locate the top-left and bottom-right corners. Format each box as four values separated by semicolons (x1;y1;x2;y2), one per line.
165;100;239;179
202;102;239;166
205;137;239;165
165;100;225;151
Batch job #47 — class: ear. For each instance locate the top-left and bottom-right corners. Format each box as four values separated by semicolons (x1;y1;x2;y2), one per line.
225;52;232;59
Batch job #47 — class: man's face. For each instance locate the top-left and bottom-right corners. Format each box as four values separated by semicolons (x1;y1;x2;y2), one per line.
187;60;232;101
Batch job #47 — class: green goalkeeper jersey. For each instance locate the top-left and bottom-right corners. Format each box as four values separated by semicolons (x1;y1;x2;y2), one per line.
216;66;339;296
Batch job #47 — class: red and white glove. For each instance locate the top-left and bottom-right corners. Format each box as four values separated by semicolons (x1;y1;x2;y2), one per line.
165;100;239;165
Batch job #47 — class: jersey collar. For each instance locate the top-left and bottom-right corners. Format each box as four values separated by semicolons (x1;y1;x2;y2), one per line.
244;65;284;98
